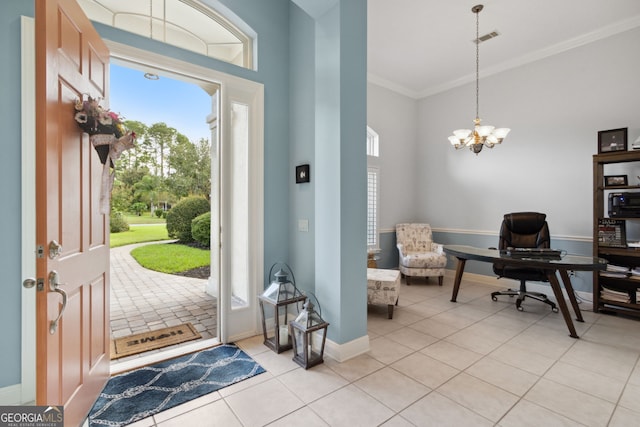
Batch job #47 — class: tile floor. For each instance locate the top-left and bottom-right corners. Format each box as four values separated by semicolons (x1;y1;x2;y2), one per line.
118;274;640;427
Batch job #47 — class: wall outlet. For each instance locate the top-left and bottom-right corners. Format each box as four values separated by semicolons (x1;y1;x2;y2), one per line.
298;219;309;232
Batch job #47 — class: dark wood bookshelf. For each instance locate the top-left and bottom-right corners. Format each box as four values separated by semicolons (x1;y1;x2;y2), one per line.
593;151;640;318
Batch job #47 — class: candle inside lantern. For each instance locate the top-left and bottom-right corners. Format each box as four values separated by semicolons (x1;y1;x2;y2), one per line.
279;325;289;346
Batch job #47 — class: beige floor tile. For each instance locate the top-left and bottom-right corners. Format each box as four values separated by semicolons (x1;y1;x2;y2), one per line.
506;324;577;359
310;384;395;427
277;364;349;404
420;340;483;370
235;335;271;357
379;415;415;426
367;316;405;336
544;361;625;403
325;353;384;382
354;367;430;412
465;357;539;396
368;336;414;365
618;383;640;413
387;307;425;325
490;343;556;376
224;378;304;427
498;399;585;427
560;340;638;382
250;349;300;377
408;317;462;339
524;378;615;427
390;352;459;389
155;399;241;427
461;319;522;343
400;391;493;427
608;405;640;427
582;323;640;352
383;326;439;351
267;407;329;427
443;327;505;355
429;310;479;329
629;359;640;386
217;370;273;397
445;305;493;322
437;372;519;422
152;391;221;423
126;417;156;427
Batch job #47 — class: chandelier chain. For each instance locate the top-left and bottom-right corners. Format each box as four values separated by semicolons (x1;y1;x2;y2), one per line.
475;8;480;121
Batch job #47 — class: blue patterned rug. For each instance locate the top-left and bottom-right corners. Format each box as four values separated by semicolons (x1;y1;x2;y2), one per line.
89;344;265;426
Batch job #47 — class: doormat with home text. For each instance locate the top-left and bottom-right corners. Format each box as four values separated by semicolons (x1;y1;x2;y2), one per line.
111;323;202;359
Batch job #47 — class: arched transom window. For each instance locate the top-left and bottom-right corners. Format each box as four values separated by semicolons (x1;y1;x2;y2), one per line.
78;0;254;69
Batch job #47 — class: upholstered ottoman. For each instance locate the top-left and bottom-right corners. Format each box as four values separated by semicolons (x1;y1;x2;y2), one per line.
367;268;401;319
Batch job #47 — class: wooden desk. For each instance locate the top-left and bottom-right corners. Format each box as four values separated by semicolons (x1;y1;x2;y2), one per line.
443;245;607;338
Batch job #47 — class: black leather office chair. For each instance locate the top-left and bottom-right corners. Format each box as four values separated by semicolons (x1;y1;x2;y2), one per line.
491;212;558;312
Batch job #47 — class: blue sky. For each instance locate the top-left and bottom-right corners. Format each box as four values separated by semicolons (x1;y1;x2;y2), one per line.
109;63;211;143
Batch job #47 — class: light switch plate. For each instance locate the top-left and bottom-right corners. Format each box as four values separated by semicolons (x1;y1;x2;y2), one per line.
298;219;309;232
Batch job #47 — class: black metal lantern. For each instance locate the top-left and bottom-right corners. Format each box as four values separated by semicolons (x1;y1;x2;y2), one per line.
258;263;307;353
290;299;329;369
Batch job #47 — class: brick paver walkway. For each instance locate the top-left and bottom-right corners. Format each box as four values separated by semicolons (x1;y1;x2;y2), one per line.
110;242;216;361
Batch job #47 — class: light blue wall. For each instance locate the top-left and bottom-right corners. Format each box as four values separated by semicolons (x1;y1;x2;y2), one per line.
289;4;316;292
312;0;368;344
0;0;34;391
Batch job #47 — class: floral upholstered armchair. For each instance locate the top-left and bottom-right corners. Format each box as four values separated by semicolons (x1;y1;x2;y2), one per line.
396;223;447;285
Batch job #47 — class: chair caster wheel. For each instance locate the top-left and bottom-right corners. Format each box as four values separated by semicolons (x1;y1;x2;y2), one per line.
517;305;524;312
491;296;498;301
552;306;558;313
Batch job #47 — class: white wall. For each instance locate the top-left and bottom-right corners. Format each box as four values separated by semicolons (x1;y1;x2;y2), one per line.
418;27;640;239
367;82;420;230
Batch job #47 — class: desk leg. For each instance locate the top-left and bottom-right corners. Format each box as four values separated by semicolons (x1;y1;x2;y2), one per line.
559;269;584;322
546;271;579;338
450;258;466;302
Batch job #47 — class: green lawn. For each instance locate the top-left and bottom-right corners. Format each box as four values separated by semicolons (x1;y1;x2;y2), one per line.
130;243;210;273
124;213;166;224
110;224;170;248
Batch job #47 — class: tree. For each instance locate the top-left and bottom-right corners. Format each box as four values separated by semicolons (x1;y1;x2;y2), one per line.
147;122;177;177
133;174;161;213
166;136;211;199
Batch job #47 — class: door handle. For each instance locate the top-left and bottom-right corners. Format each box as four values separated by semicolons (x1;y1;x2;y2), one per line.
48;270;67;335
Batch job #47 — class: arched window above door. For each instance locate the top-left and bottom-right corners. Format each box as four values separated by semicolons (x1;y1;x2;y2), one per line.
78;0;255;69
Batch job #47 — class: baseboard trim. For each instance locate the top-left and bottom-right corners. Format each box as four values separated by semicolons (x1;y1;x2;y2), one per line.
0;384;22;405
324;334;370;363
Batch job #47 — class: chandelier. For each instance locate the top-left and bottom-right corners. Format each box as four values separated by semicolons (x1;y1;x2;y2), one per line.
448;4;510;154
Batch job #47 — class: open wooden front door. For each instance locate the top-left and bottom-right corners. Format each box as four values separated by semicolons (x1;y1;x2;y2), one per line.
35;0;111;425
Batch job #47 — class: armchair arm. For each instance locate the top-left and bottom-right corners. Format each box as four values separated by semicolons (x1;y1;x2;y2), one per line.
396;243;406;257
431;242;444;255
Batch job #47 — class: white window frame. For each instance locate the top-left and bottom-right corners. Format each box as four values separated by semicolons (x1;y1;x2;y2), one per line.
366;126;380;250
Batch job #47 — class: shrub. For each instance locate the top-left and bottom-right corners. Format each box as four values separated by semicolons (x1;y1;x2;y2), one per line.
155;209;164;218
192;211;211;247
110;210;129;233
166;196;210;242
